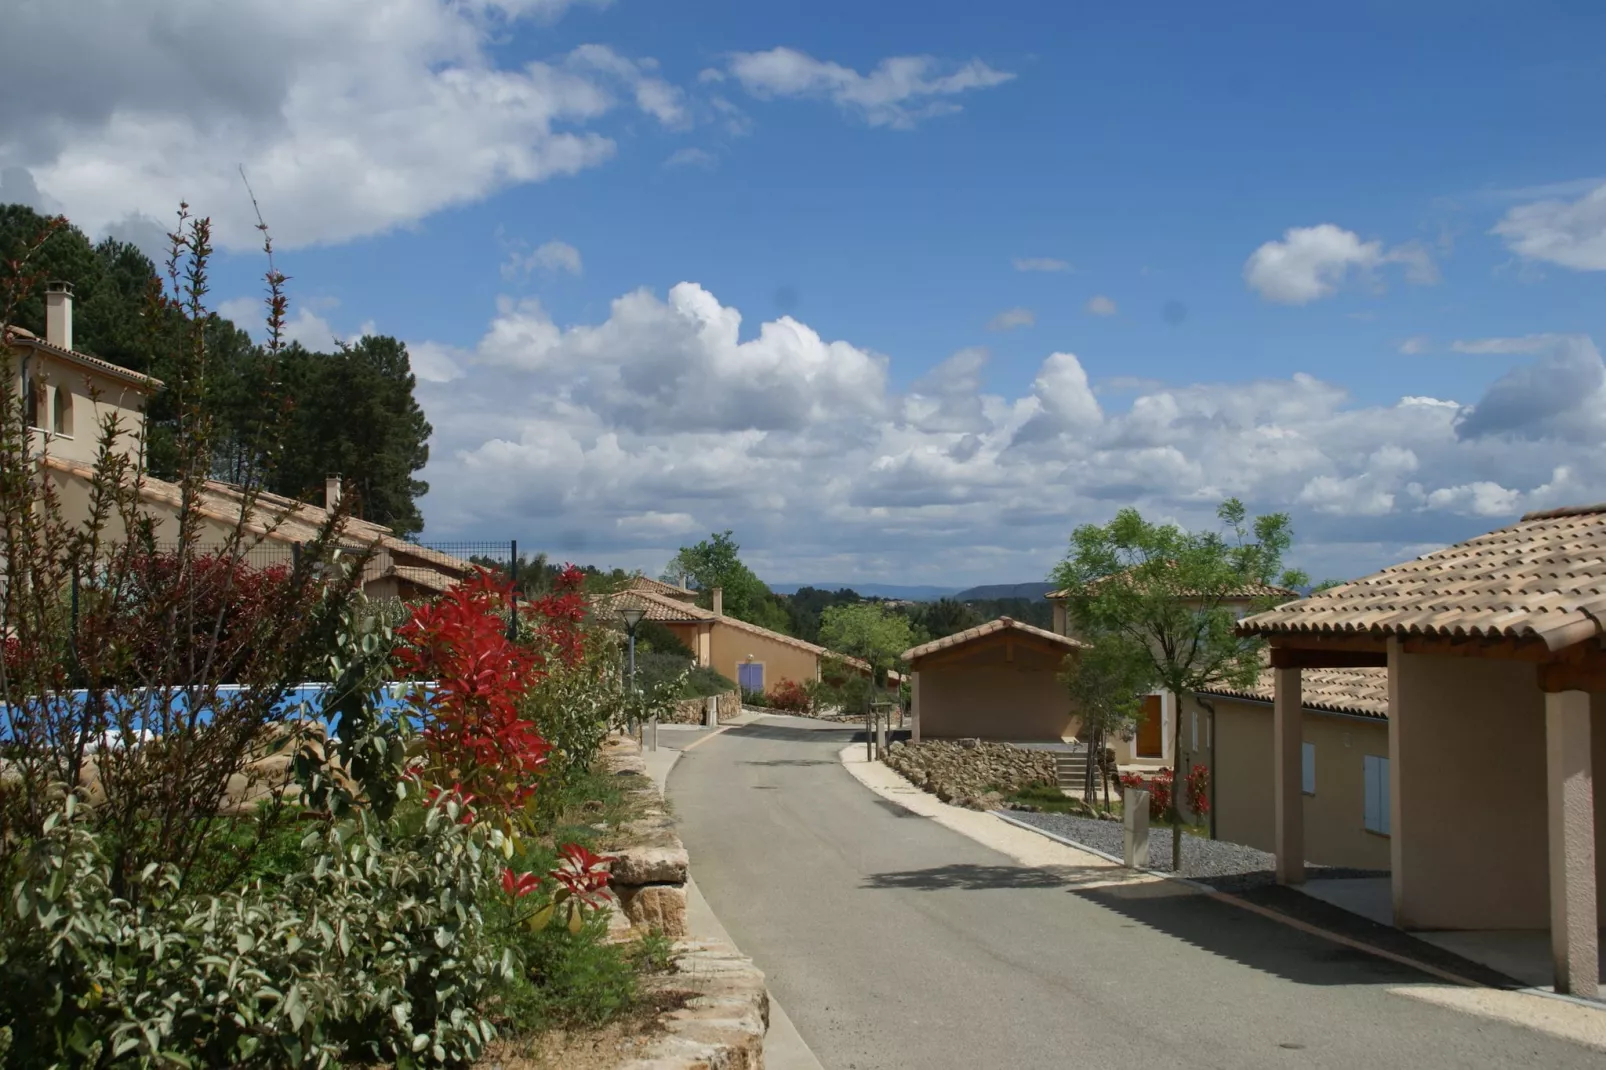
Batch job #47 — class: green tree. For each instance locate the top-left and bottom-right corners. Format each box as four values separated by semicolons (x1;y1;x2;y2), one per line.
817;602;918;687
1050;498;1306;869
1059;637;1151;807
907;597;984;639
664;530;791;632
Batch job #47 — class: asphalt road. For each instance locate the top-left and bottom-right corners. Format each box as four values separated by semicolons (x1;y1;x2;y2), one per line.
667;715;1597;1070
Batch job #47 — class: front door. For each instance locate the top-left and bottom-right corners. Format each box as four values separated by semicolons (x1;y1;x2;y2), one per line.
738;662;765;693
1136;693;1163;758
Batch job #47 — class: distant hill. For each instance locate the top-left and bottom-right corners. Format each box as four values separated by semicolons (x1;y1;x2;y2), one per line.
951;582;1057;602
769;582;962;601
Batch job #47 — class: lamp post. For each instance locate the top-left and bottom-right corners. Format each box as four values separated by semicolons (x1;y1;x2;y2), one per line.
619;605;647;745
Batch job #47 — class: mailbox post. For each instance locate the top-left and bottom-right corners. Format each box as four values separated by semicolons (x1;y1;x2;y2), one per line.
1123;788;1151;869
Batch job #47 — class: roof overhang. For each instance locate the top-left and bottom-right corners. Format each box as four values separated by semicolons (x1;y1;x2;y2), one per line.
1260;630;1606;693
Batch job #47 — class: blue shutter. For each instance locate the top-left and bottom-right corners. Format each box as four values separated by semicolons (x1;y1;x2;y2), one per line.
1364;755;1391;835
739;663;764;692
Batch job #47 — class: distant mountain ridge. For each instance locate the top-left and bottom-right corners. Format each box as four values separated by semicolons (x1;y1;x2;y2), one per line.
951;582;1057;602
768;581;1054;602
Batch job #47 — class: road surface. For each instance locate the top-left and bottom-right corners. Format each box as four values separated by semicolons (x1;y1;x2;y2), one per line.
667;715;1597;1070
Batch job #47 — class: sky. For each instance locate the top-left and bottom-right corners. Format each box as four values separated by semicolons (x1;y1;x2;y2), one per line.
4;0;1605;587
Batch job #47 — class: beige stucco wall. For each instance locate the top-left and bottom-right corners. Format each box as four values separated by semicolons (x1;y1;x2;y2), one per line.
1389;652;1606;930
914;640;1074;741
708;621;820;693
14;350;149;468
1192;694;1391;870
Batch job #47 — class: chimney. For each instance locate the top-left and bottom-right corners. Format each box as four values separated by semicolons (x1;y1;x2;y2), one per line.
711;586;723;617
44;281;73;352
325;474;342;511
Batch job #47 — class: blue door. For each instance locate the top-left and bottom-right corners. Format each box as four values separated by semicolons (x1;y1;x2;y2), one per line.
738;662;764;692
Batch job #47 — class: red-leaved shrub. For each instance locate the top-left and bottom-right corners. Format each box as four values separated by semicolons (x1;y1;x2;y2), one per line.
768;678;811;713
1119;768;1173;821
395;570;551;815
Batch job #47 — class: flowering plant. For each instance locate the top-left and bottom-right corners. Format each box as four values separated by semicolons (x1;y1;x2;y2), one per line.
501;843;614;933
1185;763;1210;816
1119;769;1173;821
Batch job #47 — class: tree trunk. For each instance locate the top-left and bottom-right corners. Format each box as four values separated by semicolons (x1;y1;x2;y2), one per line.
1083;727;1097;803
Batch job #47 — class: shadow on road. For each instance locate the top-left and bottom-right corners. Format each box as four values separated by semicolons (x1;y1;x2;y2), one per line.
723;721;857;743
860;860;1472;989
739;758;838;767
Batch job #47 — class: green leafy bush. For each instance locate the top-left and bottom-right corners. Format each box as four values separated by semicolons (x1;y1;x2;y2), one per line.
0;792;511;1069
681;665;736;699
500;914;639;1032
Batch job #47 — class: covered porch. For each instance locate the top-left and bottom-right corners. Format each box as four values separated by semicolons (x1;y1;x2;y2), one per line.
1240;503;1606;1000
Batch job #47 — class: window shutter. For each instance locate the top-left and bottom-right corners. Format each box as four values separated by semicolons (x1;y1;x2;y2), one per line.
1301;742;1316;795
1364;755;1391;835
1191;711;1198;751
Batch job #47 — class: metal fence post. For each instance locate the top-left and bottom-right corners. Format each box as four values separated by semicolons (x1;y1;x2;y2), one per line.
507;539;518;641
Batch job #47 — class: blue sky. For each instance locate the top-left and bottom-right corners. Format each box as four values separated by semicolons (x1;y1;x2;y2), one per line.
5;1;1606;586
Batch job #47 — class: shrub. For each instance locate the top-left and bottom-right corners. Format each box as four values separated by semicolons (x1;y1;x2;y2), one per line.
740;688;770;708
1119;769;1173;821
502;914;639;1032
0;791;511;1069
768;678;811;713
681;665;736;699
1185;764;1210;816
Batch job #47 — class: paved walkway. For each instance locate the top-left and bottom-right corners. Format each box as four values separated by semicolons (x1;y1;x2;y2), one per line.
666;714;1605;1069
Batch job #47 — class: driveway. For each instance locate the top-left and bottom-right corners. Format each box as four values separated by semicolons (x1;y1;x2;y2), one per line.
668;714;1600;1069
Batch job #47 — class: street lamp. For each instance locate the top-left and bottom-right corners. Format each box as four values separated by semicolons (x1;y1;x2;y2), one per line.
618;604;649;749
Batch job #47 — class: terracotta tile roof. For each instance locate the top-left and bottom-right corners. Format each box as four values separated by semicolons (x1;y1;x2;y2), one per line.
1198;665;1389;721
39;455;474;587
713;612;873;672
628;575;698;600
1238;503;1606;652
595;588;715;623
1048;565;1299;602
386;565;461;594
4;325;163;390
903;616;1089;661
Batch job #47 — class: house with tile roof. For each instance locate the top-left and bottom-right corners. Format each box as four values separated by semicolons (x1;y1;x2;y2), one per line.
9;282;473;601
1047;569;1301;766
1238;504;1606;998
596;577;878;696
1181;663;1391;871
901;617;1088;742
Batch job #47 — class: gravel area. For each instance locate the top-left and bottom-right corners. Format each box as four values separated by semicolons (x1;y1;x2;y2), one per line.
1002;811;1386;891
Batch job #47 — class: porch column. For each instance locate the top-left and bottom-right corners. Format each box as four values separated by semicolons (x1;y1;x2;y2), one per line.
910;671;921;744
1273;666;1304;885
1545;689;1598;998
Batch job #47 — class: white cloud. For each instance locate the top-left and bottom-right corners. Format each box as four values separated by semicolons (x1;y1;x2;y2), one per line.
1085;295;1117;316
987;307;1034;331
1398;336;1431;355
218;296;348;350
1493;180;1606;270
1013;257;1069;273
664;147;717;170
408;281;1606;586
504;239;583;278
0;1;683;250
1243;224;1439;305
722;47;1013;128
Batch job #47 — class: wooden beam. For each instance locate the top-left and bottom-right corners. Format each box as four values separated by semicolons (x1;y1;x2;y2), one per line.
1269;647;1387;669
1538;660;1606;694
1266;634;1388;656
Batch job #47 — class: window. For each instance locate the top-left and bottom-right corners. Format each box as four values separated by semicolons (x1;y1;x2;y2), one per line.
27;379;47;430
1190;710;1198;751
1364;755;1390;835
52;386;72;436
1301;741;1316;795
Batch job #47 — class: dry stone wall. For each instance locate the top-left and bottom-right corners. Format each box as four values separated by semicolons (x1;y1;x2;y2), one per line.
882;738;1057;810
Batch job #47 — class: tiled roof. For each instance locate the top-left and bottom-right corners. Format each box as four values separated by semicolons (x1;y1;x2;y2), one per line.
713;612;872;672
387;565;460;594
596;588;715;623
1048;566;1299;602
40;455;474;587
903;616;1088;661
1198;665;1389;721
1238;503;1606;652
4;325;163;390
628;575;698;600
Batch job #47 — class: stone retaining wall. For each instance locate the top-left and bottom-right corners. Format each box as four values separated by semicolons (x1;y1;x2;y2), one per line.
664;690;742;725
600;734;769;1069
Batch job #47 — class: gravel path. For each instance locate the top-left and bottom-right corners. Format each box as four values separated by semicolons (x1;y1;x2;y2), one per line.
1002;811;1385;891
